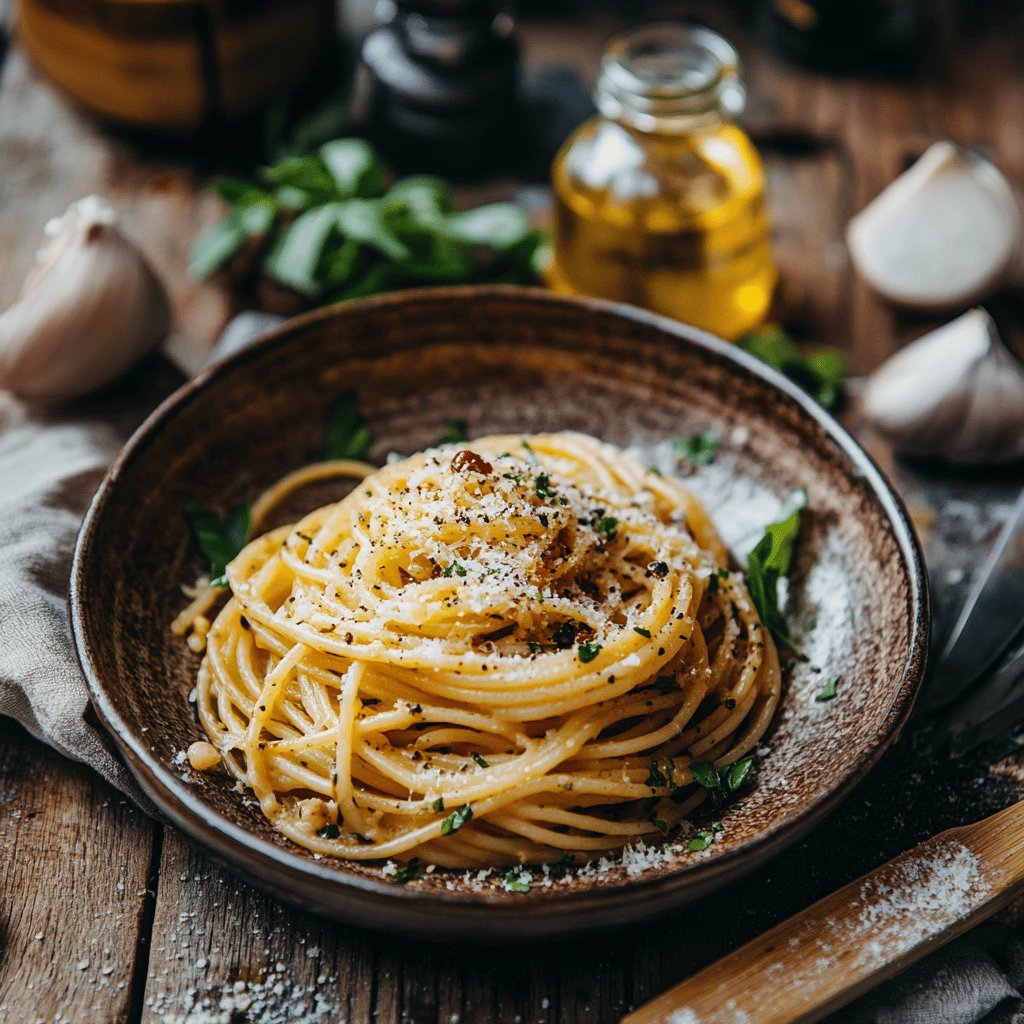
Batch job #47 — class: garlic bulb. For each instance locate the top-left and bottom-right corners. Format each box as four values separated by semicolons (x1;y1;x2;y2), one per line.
847;142;1022;312
0;195;171;400
862;308;1024;464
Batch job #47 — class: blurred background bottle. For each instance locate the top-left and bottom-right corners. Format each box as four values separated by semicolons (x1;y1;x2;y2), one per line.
548;23;776;340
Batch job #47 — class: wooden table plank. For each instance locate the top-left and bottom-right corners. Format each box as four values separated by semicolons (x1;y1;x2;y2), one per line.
0;721;156;1024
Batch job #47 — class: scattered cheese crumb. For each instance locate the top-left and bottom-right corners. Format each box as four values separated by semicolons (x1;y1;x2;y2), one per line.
187;741;221;772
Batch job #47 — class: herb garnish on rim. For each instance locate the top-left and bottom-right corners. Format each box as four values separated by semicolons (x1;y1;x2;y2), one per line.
746;488;807;651
185;503;252;588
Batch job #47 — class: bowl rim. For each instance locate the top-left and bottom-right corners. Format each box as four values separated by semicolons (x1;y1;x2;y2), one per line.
70;285;929;926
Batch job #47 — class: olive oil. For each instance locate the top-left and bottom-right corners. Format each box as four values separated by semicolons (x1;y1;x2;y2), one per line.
549;25;776;340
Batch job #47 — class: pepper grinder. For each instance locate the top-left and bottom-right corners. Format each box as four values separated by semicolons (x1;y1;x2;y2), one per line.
361;0;519;178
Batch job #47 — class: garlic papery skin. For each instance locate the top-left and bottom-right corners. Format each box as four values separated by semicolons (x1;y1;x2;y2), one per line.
847;142;1022;313
0;195;171;401
862;308;1024;465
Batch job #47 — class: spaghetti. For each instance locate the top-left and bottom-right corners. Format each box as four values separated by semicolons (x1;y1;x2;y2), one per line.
188;432;781;868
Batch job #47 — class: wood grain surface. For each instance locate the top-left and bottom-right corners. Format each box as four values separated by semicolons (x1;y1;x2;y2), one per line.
3;2;1024;1022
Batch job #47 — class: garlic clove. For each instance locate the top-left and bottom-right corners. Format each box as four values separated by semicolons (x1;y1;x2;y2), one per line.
0;195;171;401
847;142;1022;312
862;308;1024;465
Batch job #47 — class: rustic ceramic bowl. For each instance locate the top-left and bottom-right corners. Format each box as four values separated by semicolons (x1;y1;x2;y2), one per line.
71;286;928;939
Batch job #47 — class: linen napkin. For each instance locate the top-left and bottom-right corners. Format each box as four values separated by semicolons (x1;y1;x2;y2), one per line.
1;315;1023;1023
0;357;186;811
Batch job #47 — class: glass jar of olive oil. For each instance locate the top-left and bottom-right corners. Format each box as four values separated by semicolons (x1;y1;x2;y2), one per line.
549;24;776;340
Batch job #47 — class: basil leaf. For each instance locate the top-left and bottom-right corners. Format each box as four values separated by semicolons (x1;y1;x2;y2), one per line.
264;154;339;209
442;203;530;250
330;261;402;302
739;328;847;411
746;488;807;650
321;237;362;289
674;432;720;466
725;756;754;792
384;175;452;218
319;138;384;199
189;216;247;278
210;177;270;206
324;392;374;461
334;198;410;262
440;803;473;836
185;503;252;586
264;204;342;295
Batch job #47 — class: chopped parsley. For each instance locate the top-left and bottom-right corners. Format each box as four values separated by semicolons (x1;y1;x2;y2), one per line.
324;391;374;460
502;867;531;892
185;502;252;587
316;823;340;839
521;440;540;466
687;831;715;852
392;859;420;884
591;512;619;541
471;752;489;768
535;471;555;500
746;489;807;651
815;675;839;702
546;853;575;877
690;756;756;806
502;469;525;484
650;817;668;835
707;568;730;593
633;626;652;638
577;641;602;663
432;797;445;812
646;760;668;789
440;803;473;836
443;562;467;578
674;432;721;465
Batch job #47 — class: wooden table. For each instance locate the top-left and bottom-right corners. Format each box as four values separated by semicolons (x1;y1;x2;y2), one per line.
3;4;1024;1022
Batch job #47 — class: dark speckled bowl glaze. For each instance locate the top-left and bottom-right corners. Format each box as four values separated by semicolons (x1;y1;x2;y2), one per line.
71;286;928;939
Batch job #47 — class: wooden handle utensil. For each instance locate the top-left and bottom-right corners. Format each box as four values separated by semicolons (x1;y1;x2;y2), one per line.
623;800;1024;1024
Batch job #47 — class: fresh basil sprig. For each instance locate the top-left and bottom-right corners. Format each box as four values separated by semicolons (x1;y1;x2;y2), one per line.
739;328;846;411
746;488;807;651
185;503;252;588
190;139;546;302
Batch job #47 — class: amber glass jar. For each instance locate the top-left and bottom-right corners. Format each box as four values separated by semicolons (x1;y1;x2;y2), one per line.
550;24;776;340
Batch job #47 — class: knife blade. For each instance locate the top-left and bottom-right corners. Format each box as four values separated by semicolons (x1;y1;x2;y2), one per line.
919;485;1024;714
